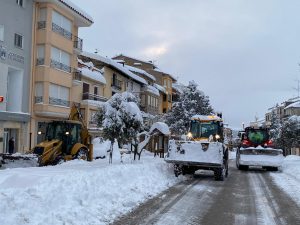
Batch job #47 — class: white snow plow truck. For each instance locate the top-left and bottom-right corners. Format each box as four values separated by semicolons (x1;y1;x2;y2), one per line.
165;115;229;181
236;126;284;171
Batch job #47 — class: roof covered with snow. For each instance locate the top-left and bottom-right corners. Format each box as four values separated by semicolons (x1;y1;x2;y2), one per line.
153;68;177;81
149;122;170;135
172;83;185;94
78;59;106;84
285;101;300;109
81;52;147;85
154;84;166;94
144;85;160;96
36;0;93;25
124;65;156;81
114;54;154;66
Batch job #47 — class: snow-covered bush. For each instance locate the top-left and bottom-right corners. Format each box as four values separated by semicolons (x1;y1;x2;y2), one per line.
164;81;213;136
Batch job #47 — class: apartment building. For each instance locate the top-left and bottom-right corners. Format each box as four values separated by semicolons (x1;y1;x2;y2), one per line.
30;0;93;145
113;55;177;114
78;52;149;134
77;58;107;137
0;0;34;153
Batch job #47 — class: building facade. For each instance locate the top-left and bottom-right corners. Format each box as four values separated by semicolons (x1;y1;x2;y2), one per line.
0;0;34;153
30;0;93;146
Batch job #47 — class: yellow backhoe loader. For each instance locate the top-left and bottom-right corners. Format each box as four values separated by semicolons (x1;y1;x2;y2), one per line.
33;104;93;166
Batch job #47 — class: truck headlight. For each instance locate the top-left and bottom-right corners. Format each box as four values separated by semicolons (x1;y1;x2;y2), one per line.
215;134;221;140
187;132;193;139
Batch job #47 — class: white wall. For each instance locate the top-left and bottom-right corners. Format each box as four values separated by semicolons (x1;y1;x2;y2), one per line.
0;63;8;111
7;67;23;112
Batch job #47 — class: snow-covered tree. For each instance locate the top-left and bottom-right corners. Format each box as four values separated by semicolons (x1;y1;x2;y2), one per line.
164;81;214;135
96;92;143;162
269;110;282;143
276;116;300;155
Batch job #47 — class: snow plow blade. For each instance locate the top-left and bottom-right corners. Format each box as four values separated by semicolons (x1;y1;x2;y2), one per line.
237;147;284;168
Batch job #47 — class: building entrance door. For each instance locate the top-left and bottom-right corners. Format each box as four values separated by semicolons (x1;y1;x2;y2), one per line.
3;128;18;153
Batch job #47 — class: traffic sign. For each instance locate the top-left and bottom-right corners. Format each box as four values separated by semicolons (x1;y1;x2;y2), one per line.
0;96;4;102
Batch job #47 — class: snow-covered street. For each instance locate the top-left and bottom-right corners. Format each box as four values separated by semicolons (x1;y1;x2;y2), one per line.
2;151;300;224
0;152;184;225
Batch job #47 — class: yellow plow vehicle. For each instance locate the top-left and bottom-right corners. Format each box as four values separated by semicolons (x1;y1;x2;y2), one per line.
33;104;93;166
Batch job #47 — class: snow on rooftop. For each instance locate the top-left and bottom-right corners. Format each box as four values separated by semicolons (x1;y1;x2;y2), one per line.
154;84;166;94
145;85;160;96
116;54;154;66
59;0;94;23
285;101;300;109
82;52;147;85
124;64;156;81
149;122;170;135
172;83;185;94
78;67;106;84
191;115;222;121
153;68;177;81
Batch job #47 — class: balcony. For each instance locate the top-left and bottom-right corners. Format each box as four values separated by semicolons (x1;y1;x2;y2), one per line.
111;78;122;91
52;23;72;40
82;93;108;102
36;58;45;66
49;97;70;107
50;59;71;73
35;96;43;104
74;36;83;51
37;21;46;29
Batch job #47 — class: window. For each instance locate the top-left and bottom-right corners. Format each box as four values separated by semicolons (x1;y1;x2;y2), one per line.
50;47;71;72
35;82;43;103
16;0;24;7
14;33;23;49
94;86;98;96
39;8;47;21
0;25;4;42
148;96;151;106
49;83;69;106
52;10;72;39
37;45;45;65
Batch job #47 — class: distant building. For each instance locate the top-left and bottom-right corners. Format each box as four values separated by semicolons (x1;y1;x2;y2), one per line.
112;54;177;114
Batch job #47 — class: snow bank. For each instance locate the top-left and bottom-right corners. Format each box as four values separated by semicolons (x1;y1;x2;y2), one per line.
270;155;300;205
0;155;182;225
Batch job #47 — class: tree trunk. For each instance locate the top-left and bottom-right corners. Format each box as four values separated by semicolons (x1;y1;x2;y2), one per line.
109;140;114;164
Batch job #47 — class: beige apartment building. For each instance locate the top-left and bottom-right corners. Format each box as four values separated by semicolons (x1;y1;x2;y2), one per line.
113;55;177;114
30;0;93;146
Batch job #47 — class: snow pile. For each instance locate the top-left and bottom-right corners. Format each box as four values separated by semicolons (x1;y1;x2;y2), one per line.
270;155;300;205
92;138;111;158
0;155;183;225
149;122;170;135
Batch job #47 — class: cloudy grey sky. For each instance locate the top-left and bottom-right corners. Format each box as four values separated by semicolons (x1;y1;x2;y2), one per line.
72;0;300;128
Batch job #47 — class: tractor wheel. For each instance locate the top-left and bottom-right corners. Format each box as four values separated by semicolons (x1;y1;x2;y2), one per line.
76;148;88;161
265;166;278;172
214;168;225;181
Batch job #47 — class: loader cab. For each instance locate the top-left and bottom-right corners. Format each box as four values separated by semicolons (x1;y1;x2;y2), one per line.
242;127;271;147
189;115;224;141
46;121;82;154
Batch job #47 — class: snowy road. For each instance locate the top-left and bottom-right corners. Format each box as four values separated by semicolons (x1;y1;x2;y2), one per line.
112;160;300;225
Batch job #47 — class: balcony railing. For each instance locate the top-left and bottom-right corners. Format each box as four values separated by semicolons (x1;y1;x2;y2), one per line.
82;93;108;102
36;58;45;66
50;59;71;73
37;21;46;29
52;23;72;40
49;97;70;107
74;36;83;51
73;69;82;81
35;96;43;104
111;78;122;90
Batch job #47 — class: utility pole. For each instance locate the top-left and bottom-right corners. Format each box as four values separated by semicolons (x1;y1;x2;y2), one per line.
293;79;300;98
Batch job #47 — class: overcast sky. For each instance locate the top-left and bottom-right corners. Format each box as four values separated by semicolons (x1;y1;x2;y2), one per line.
72;0;300;128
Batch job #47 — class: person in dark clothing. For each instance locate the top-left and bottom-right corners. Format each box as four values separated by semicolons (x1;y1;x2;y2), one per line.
8;137;15;154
